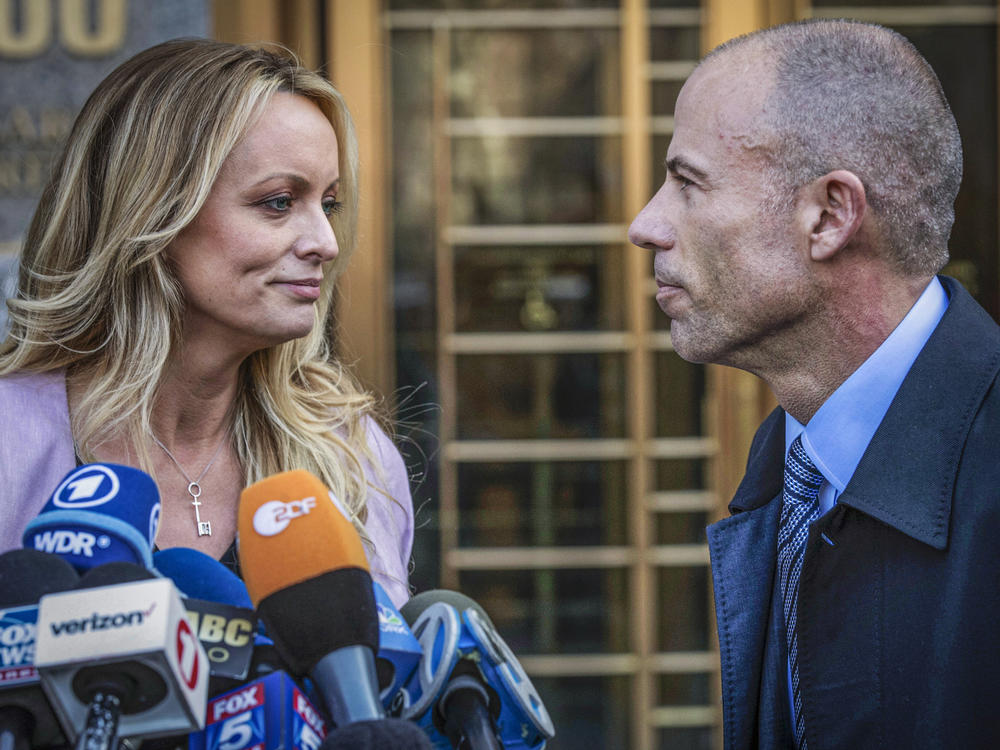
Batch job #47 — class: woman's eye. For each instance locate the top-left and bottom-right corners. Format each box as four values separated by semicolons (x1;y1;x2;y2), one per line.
262;195;293;211
323;198;344;216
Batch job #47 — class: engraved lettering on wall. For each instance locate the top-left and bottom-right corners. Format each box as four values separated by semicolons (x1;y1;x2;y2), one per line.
0;0;126;59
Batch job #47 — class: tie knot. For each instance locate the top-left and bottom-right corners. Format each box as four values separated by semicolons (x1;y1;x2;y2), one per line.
785;435;824;502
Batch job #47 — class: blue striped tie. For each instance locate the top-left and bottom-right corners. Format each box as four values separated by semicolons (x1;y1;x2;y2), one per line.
778;435;824;750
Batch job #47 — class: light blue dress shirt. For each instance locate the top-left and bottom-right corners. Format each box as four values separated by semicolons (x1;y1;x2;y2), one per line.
782;276;949;729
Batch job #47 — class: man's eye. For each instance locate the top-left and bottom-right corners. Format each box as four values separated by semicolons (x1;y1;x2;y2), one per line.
673;175;694;191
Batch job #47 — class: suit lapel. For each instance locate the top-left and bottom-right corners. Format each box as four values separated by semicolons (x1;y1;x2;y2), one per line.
708;404;787;748
708;496;782;749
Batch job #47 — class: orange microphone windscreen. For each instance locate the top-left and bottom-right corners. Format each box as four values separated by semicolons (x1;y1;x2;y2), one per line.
237;469;370;607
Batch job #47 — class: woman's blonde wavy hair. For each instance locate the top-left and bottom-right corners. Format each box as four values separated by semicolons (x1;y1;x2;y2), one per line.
1;38;389;539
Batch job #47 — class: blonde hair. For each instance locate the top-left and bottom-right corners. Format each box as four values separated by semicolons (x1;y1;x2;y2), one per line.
2;38;389;536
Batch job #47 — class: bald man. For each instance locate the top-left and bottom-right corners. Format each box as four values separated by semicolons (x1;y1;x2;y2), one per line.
630;20;1000;750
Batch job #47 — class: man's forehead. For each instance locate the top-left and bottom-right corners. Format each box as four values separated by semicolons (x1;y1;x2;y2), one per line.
671;54;774;160
681;51;771;120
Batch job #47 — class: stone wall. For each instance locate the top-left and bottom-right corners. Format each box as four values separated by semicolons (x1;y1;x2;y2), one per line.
0;0;210;333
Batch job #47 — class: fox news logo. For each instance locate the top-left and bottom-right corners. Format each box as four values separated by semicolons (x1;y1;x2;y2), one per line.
0;607;37;674
52;465;120;508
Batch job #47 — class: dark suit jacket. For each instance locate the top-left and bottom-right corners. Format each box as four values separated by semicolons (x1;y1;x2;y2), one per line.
706;276;1000;749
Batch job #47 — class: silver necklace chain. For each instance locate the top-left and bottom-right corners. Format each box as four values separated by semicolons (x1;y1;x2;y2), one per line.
151;432;228;537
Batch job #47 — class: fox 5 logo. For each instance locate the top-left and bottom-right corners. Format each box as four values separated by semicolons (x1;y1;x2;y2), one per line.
293;716;323;750
204;709;264;750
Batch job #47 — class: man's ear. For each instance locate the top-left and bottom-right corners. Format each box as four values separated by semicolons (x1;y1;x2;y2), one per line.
799;170;867;262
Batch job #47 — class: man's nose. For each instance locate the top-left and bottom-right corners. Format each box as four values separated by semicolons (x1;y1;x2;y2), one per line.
628;190;675;252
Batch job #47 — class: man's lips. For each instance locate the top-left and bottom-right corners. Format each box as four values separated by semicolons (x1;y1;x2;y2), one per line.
654;278;685;307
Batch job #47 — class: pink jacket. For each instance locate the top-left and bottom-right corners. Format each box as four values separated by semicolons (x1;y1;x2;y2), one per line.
0;369;414;607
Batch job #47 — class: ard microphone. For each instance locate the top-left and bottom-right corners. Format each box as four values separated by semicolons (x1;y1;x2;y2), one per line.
152;548;257;692
238;470;384;728
22;463;161;571
34;562;208;748
400;590;554;750
0;549;80;749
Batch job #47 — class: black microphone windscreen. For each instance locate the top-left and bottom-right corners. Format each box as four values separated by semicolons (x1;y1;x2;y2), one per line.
319;718;433;750
73;561;156;589
256;568;378;676
400;589;494;628
0;552;79;749
0;549;79;606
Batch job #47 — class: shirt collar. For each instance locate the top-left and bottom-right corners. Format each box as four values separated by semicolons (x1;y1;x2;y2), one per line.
785;277;949;489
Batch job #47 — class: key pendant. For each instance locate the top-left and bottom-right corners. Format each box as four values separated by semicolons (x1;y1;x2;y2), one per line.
189;482;211;536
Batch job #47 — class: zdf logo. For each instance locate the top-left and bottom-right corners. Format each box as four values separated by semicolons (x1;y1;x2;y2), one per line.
252;497;317;537
52;465;120;509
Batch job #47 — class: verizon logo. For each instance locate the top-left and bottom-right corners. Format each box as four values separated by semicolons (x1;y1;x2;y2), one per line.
49;602;157;636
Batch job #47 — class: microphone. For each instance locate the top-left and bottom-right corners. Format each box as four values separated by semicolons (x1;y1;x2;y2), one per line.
22;463;161;571
0;549;80;749
152;548;258;691
33;561;208;748
320;717;434;749
188;670;328;750
373;580;422;711
237;469;385;728
153;547;252;608
190;673;434;750
0;548;80;607
399;590;555;750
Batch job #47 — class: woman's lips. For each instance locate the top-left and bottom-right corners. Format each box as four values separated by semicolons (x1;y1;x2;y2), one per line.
275;278;322;300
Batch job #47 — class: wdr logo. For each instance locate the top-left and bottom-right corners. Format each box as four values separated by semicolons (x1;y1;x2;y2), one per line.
52;465;120;509
31;529;111;557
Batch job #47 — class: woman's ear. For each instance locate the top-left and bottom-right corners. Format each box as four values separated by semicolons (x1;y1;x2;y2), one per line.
799;170;867;262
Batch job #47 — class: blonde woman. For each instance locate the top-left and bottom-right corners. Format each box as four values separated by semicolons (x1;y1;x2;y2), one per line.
0;39;413;607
